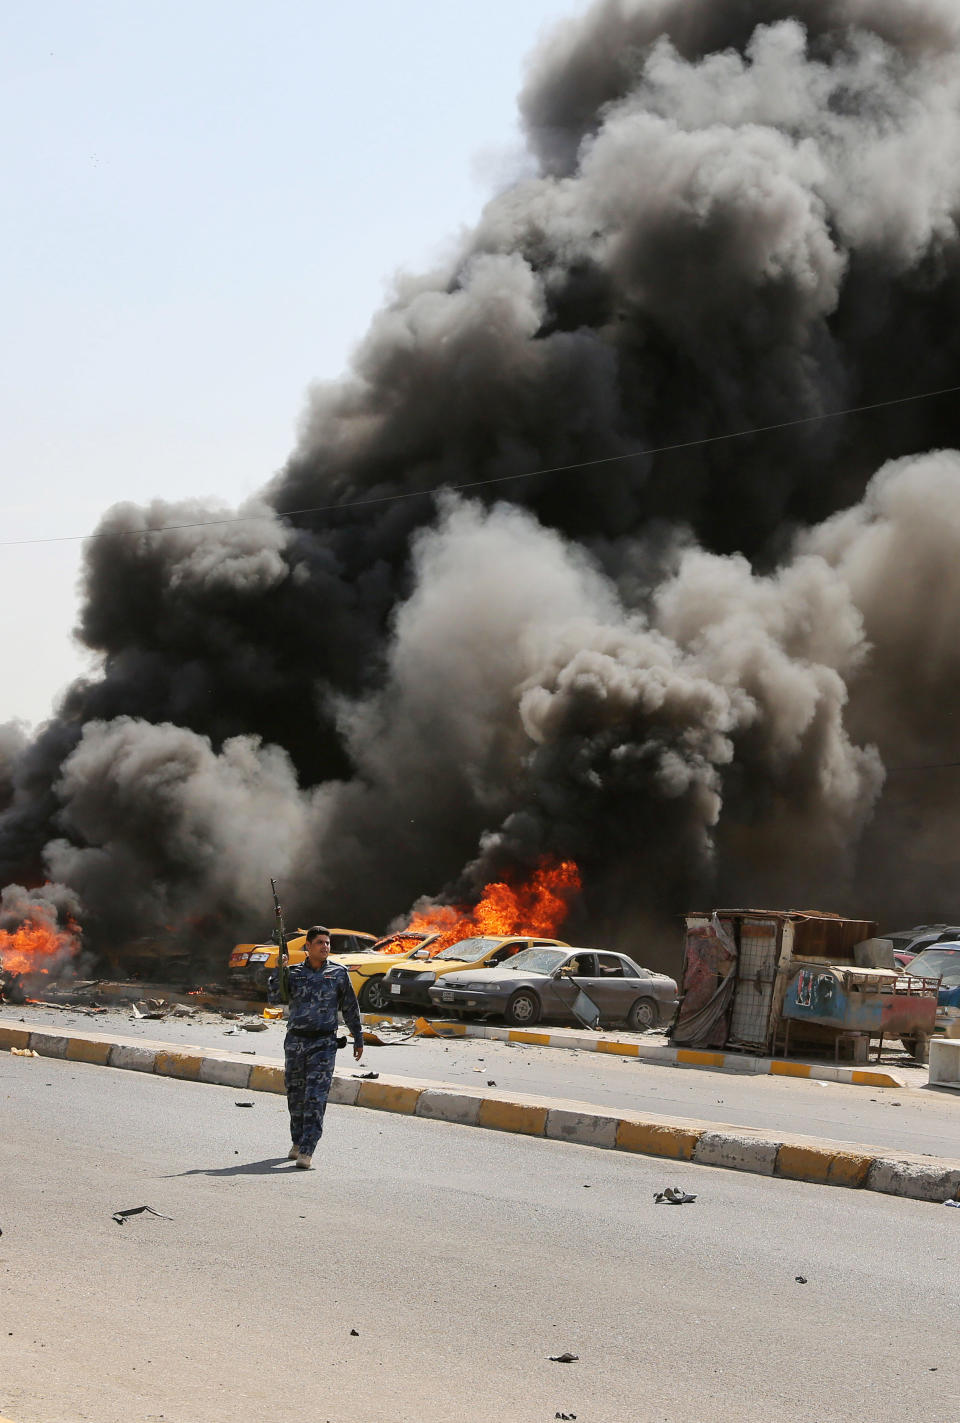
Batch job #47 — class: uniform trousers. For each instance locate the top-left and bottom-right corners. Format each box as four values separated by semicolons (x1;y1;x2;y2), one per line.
284;1032;338;1155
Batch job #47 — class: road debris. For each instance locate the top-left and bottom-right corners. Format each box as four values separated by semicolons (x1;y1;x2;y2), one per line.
944;1199;960;1208
353;1071;379;1079
241;1022;268;1032
555;1414;577;1419
350;1329;359;1337
795;1276;808;1284
361;1018;417;1046
11;1047;38;1057
112;1205;173;1226
549;1353;579;1364
235;1101;254;1108
487;1080;496;1086
654;1187;696;1205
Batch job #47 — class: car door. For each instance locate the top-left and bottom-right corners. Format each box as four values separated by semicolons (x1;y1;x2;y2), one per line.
581;953;634;1018
545;953;598;1020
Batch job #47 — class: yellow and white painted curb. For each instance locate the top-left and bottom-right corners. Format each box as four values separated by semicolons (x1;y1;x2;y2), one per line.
390;1016;904;1089
54;984;903;1087
1;1021;951;1203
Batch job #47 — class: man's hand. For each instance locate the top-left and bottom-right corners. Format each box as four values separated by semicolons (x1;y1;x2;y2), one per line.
353;1041;363;1062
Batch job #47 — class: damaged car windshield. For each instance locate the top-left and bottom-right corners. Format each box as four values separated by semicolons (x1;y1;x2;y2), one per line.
433;937;499;961
503;948;567;974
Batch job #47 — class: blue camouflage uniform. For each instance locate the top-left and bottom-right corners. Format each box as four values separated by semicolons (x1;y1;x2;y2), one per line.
268;959;363;1157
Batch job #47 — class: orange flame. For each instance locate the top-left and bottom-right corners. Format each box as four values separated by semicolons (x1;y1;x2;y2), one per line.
404;858;581;955
0;917;80;977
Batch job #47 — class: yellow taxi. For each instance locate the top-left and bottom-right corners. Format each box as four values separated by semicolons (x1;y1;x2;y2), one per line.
380;935;568;1011
227;929;440;1011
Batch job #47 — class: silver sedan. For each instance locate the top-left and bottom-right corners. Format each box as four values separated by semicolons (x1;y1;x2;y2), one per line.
427;946;678;1030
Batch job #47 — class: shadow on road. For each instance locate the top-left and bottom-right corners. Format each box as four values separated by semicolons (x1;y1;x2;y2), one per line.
166;1157;297;1178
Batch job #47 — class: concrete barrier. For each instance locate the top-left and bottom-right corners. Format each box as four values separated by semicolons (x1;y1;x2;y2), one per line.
198;1056;252;1088
4;1024;953;1204
865;1158;960;1203
928;1037;960;1089
109;1043;160;1073
545;1107;619;1149
416;1088;483;1126
693;1130;780;1176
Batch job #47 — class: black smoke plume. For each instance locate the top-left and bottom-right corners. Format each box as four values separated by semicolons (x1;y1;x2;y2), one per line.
5;0;960;968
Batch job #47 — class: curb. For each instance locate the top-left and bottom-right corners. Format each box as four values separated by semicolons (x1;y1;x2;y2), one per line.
2;1021;951;1204
396;1017;904;1089
44;983;904;1087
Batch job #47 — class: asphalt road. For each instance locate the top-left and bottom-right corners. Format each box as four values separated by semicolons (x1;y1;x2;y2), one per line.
2;1053;959;1423
5;1004;959;1159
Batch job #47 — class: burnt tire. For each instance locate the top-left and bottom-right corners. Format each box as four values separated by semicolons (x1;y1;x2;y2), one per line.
505;990;541;1027
901;1032;931;1063
358;975;390;1012
627;997;659;1032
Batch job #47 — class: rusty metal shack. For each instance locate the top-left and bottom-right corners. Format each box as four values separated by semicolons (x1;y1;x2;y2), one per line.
671;908;937;1059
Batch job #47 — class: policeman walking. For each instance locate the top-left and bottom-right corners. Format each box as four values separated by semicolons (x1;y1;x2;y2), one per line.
268;925;364;1169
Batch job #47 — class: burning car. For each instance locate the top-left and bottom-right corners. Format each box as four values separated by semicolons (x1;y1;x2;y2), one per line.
428;945;678;1028
381;935;568;1010
228;928;439;1011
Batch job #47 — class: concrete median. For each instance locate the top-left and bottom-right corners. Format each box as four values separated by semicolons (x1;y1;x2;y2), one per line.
1;1021;954;1205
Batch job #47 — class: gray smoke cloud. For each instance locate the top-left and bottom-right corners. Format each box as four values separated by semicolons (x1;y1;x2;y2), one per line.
43;718;313;949
4;0;960;967
294;492;885;947
0;723;29;814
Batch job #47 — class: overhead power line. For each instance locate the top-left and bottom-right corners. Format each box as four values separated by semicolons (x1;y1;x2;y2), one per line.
886;760;960;773
3;380;960;550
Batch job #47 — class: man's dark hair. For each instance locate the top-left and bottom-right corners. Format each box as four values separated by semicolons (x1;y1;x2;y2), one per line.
305;925;330;943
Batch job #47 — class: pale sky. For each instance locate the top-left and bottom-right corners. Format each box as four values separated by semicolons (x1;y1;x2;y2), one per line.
1;0;580;727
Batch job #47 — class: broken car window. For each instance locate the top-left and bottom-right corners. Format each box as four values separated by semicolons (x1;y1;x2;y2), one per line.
503;948;568;974
433;938;500;960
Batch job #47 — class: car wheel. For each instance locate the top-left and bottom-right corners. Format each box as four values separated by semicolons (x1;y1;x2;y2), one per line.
627;997;659;1032
358;976;390;1012
505;990;541;1027
901;1032;930;1063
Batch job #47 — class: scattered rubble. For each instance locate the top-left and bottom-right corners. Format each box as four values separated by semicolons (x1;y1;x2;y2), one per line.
654;1187;696;1205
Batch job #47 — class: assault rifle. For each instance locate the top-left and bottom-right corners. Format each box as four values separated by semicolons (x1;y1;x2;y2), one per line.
271;877;290;1004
